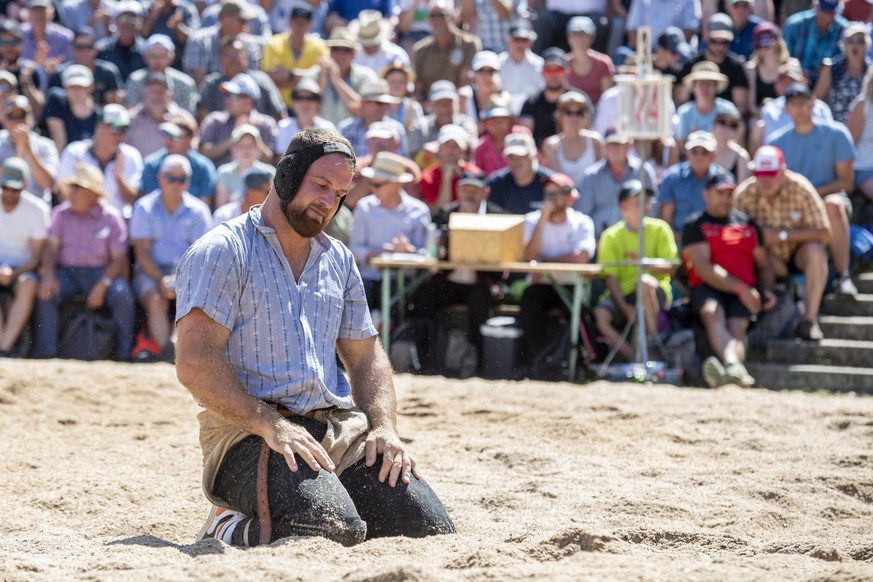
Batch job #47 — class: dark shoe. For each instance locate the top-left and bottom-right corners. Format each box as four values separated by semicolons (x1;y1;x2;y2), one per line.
795;319;824;341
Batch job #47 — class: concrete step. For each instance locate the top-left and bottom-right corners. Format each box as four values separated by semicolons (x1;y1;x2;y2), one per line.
819;316;873;341
744;362;873;393
820;293;873;316
855;272;873;294
764;338;873;368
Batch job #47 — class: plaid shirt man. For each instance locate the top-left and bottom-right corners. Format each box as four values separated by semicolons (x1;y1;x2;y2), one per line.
734;169;830;262
466;0;523;53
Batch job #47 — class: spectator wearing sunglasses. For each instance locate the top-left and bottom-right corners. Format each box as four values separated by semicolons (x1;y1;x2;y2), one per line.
0;96;58;204
130;154;212;361
712;102;751;184
541;90;603;193
47;28;123;106
0;157;49;358
676;14;750;117
519;47;571;148
274;77;335;163
140;116;217;207
58;104;142;215
0;20;47;117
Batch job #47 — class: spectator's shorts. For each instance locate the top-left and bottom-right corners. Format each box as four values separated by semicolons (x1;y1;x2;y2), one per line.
597;288;667;329
690;284;752;320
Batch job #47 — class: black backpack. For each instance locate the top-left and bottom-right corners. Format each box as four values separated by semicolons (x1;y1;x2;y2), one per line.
58;305;116;361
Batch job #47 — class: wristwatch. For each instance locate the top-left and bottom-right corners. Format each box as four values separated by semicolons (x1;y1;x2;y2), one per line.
778;229;788;242
101;276;113;287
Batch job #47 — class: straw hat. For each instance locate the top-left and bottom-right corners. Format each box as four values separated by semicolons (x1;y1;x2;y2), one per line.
360;152;414;183
351;10;391;47
682;61;729;93
380;60;416;84
60;163;105;197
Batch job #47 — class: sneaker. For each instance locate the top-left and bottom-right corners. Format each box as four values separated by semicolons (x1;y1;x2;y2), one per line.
197;505;248;544
724;362;756;388
795;319;824;341
702;356;727;388
131;327;161;362
836;276;858;297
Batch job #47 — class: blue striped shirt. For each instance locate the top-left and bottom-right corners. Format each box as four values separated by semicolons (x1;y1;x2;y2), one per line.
175;206;377;413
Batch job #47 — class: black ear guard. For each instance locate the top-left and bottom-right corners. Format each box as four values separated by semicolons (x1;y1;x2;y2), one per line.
274;142;356;211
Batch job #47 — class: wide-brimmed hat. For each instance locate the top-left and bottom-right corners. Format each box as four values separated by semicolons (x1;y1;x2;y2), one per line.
682;61;729;93
60;163;105;197
365;121;399;141
326;27;357;49
351;10;390;47
360;152;414;183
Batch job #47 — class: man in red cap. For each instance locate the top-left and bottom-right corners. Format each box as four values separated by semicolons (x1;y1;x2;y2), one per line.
735;145;831;341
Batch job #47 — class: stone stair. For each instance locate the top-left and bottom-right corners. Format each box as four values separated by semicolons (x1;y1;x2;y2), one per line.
745;272;873;393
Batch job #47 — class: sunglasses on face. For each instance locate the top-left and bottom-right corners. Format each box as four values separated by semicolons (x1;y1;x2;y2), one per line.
562;108;586;117
163;175;187;184
689;148;710;156
73;44;94;51
2;186;21;193
293;94;320;102
543;66;565;75
715;119;739;130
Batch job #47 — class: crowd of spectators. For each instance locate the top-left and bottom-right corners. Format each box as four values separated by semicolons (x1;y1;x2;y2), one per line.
0;0;870;386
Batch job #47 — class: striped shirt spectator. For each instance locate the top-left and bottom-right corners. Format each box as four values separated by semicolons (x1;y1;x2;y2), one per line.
50;201;127;268
782;6;847;84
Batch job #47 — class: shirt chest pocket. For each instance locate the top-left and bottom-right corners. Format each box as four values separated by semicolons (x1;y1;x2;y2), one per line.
311;291;345;339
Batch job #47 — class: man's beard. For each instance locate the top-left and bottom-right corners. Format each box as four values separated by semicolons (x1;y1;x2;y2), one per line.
281;198;331;238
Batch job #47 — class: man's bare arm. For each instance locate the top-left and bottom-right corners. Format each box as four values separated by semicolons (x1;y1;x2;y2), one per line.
176;308;334;473
338;335;418;487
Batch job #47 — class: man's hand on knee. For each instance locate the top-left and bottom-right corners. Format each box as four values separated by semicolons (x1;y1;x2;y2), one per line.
264;419;335;474
365;426;420;487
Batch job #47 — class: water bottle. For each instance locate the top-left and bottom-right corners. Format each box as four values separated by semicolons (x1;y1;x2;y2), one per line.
425;223;439;259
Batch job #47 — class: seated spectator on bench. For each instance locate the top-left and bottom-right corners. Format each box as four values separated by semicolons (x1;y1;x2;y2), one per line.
0;158;49;357
34;164;134;361
682;173;776;388
212;166;273;228
594;180;678;362
518;173;596;371
768;82;857;297
130;155;212;362
735;146;831;342
350;152;431;312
